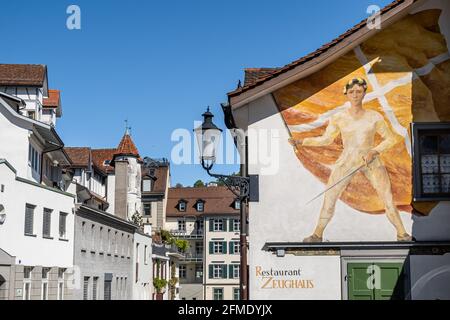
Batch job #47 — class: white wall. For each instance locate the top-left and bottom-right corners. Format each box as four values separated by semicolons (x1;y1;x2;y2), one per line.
0;103;34;180
106;174;115;215
132;232;152;300
0;162;75;267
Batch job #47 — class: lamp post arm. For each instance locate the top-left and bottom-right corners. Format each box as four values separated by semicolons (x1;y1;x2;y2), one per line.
205;168;250;199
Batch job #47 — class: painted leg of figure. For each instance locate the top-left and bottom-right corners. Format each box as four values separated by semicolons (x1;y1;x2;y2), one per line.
304;164;354;243
364;159;412;241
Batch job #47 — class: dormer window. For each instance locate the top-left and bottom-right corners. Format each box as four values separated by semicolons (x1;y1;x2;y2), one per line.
142;178;152;192
196;200;204;212
103;160;111;166
178;201;187;212
234;200;241;210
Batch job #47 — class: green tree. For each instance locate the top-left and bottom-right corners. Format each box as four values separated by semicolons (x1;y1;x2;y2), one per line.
193;180;205;188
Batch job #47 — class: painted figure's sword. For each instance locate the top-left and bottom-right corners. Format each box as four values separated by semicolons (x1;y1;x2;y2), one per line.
305;163;367;205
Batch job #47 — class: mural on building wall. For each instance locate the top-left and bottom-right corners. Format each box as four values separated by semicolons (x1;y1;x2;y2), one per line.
273;10;450;242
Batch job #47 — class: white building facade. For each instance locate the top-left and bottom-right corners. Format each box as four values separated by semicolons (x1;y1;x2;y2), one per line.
0;65;75;300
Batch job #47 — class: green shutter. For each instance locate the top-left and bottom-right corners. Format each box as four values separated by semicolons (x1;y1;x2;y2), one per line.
223;219;227;232
222;265;227;279
229;219;234;232
209;265;213;279
222;241;227;254
209;219;214;232
209;241;214;254
229;265;234;279
229;242;234;254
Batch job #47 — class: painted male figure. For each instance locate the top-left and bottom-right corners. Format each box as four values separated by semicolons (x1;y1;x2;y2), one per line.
290;78;412;242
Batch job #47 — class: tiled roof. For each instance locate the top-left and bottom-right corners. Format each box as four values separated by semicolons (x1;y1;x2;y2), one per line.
114;133;140;158
244;68;279;87
43;89;60;108
91;148;116;174
228;0;413;98
0;64;47;86
64;147;90;167
166;186;239;217
142;166;169;194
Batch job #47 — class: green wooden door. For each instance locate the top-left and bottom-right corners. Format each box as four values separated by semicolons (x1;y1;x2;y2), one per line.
347;262;405;300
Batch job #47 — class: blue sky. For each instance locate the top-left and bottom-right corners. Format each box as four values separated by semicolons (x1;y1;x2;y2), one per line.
1;0;392;187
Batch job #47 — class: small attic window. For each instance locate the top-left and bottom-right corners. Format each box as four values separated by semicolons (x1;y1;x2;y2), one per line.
196;200;204;212
178;201;186;212
234;200;241;210
103;160;111;166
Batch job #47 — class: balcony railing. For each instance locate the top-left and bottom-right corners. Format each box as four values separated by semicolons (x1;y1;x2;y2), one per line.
170;229;204;239
180;253;203;262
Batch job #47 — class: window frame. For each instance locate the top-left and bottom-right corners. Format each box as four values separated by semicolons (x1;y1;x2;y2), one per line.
213;219;223;232
213;287;224;300
178;201;187;212
179;265;187;279
412;122;450;201
24;204;36;236
42;208;52;238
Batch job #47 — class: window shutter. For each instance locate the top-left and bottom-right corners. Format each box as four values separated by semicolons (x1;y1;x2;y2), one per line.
209;242;213;254
209;219;214;232
229;265;234;279
43;209;51;237
229;219;234;232
59;214;64;237
222;265;227;279
223;219;227;232
229;242;234;254
209;265;213;279
222;241;227;254
24;205;34;234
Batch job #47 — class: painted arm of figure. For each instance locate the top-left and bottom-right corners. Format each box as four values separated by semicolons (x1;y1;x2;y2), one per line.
301;117;340;147
372;116;402;154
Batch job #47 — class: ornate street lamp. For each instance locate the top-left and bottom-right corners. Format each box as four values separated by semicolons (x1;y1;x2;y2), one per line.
194;107;249;300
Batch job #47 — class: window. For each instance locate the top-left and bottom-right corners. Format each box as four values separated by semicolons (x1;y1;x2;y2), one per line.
232;241;240;254
92;277;98;300
104;279;112;300
178;201;186;212
213;265;223;279
213;288;224;300
24;204;35;235
232;265;240;279
413;123;450;200
195;242;203;255
143;203;151;216
59;212;68;239
99;227;104;252
233;288;240;300
195;265;203;279
178;220;186;232
91;224;96;251
23;267;33;300
144;245;148;265
83;277;90;300
43;208;52;238
114;231;118;255
58;282;64;300
142;179;152;192
235;200;241;210
42;282;48;300
196;201;204;212
107;229;111;253
28;143;40;174
213;219;224;232
179;265;186;279
212;241;225;254
231;219;240;232
58;268;65;300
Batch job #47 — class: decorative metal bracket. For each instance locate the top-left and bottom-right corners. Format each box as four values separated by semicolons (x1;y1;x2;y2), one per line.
205;168;250;199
